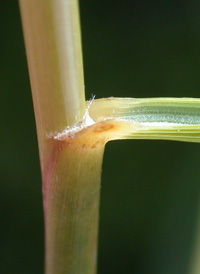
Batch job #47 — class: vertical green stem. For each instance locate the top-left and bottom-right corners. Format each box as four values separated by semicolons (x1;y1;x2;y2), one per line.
19;0;85;154
44;140;104;274
190;205;200;274
19;1;103;273
19;1;200;273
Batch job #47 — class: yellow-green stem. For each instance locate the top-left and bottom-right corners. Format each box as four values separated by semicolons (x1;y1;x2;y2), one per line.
19;1;200;273
19;0;85;156
19;1;98;273
44;139;104;274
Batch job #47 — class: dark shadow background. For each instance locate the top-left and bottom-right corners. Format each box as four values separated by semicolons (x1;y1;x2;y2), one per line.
1;1;200;273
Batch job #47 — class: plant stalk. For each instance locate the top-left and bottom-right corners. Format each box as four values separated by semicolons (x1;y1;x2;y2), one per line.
44;138;104;274
19;1;101;273
19;0;85;155
19;1;200;273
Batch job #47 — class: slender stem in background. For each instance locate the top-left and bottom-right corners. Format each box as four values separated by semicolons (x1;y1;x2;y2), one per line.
190;204;200;274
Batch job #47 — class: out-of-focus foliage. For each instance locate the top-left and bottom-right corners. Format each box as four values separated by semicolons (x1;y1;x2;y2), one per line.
1;1;200;273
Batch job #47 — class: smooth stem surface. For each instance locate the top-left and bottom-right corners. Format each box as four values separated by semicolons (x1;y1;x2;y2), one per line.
19;0;85;154
19;1;200;273
19;1;96;273
44;139;104;274
190;201;200;274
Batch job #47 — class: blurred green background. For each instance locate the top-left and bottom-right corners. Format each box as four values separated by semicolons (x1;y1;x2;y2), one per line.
1;1;200;273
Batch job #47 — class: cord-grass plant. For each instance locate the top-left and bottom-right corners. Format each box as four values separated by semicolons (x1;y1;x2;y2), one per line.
19;0;200;273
